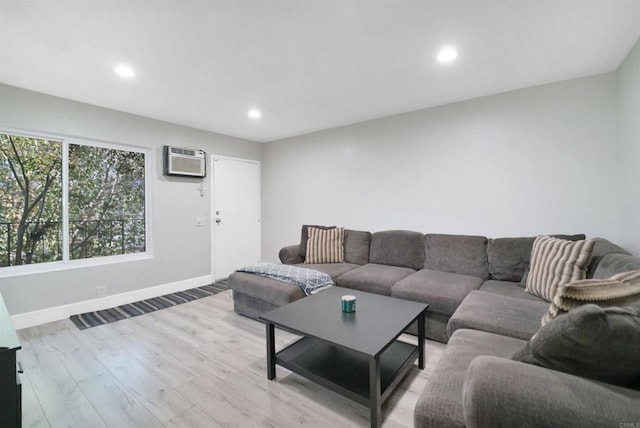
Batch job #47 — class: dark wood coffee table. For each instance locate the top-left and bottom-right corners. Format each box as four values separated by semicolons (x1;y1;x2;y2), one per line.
259;286;428;428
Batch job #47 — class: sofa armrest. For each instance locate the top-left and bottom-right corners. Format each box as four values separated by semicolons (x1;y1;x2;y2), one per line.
279;245;303;264
463;356;640;428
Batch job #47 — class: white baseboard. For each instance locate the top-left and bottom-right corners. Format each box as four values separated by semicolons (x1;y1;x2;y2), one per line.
10;275;214;330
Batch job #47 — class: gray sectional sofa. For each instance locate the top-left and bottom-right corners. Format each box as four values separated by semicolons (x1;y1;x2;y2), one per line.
230;229;632;342
228;228;640;427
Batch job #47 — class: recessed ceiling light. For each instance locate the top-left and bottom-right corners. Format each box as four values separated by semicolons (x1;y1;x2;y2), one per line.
248;109;261;119
437;47;458;62
114;64;135;78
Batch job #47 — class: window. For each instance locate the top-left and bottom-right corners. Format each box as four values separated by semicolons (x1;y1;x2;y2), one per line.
0;132;147;268
0;134;63;266
68;144;146;260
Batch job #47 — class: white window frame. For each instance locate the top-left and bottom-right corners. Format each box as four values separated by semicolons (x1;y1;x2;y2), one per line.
0;128;153;278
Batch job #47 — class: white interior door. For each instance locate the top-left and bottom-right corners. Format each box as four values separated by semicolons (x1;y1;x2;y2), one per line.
212;156;261;280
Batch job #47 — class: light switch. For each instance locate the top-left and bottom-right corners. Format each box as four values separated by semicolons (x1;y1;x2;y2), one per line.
196;217;205;226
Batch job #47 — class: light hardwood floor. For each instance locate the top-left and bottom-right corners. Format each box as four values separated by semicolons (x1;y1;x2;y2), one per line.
17;290;444;427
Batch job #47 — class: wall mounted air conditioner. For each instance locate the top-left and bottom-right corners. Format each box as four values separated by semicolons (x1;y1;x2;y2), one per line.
163;146;206;178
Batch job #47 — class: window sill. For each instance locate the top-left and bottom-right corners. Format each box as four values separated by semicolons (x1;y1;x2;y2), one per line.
0;253;153;278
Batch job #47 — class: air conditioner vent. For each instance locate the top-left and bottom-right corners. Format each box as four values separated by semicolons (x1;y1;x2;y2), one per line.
164;146;206;178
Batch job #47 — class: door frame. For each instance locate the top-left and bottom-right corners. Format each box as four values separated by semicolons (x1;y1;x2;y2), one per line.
210;154;261;281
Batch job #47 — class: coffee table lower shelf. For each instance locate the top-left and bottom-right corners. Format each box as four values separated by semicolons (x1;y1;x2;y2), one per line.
276;336;418;408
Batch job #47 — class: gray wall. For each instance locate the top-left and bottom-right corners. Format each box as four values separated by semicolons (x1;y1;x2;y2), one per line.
0;84;262;315
261;73;619;261
3;39;638;316
617;38;640;256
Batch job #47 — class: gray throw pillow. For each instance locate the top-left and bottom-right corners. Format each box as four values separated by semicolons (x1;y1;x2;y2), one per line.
513;304;640;389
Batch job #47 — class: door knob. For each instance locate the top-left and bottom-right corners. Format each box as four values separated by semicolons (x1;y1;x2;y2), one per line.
215;218;222;224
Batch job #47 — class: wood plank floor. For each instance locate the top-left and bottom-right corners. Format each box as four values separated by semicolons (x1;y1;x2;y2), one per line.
17;290;444;427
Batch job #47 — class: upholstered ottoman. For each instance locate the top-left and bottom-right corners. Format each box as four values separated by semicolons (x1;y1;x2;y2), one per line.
228;272;306;320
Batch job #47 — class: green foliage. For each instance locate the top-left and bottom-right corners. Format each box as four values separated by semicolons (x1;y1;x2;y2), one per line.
68;144;145;259
0;133;146;267
0;134;62;265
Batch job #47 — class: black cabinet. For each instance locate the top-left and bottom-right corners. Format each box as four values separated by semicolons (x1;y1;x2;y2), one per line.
0;292;21;428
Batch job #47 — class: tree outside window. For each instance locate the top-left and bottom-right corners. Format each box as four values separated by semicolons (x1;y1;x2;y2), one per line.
68;144;146;260
0;134;62;266
0;132;146;268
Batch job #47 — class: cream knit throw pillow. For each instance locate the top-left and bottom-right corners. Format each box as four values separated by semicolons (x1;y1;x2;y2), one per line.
543;270;640;325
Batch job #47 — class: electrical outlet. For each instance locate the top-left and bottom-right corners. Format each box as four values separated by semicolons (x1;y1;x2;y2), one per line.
97;286;106;298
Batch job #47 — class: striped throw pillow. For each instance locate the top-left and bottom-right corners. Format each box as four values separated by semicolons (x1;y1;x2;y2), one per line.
542;270;640;325
305;227;344;264
525;235;594;302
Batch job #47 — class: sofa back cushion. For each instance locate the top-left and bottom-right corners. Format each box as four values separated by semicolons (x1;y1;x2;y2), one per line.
487;237;535;282
488;234;586;284
591;252;640;279
343;229;371;265
588;238;632;278
369;230;425;270
425;234;489;279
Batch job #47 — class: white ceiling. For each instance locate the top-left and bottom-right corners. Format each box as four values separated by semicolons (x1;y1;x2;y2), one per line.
1;1;639;143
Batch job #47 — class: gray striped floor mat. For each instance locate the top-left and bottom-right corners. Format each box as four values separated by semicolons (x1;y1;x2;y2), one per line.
70;280;229;330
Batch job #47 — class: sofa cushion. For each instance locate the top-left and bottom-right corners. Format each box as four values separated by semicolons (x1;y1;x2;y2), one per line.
305;227;344;264
337;263;415;296
424;234;489;279
293;262;360;280
343;229;371;265
487;237;535;282
369;230;425;271
463;355;640;428
228;272;306;306
525;236;594;301
391;269;483;316
299;224;336;258
543;270;640;325
479;280;549;302
414;329;524;428
479;279;544;302
588;237;631;278
447;290;548;340
591;252;640;279
513;305;640;389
